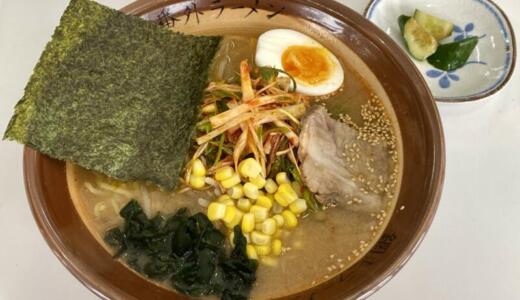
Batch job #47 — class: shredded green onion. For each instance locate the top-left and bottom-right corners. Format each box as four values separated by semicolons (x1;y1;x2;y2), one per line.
212;134;226;167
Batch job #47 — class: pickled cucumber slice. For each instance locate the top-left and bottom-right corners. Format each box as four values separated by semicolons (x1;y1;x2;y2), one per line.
414;10;454;41
402;18;438;61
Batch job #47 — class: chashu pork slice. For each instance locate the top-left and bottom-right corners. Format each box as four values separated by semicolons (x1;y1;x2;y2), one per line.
298;106;387;210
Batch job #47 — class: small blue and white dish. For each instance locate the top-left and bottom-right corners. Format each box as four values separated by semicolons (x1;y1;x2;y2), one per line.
365;0;516;102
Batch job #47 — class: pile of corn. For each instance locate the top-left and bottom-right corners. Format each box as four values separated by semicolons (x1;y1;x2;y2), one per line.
189;158;307;265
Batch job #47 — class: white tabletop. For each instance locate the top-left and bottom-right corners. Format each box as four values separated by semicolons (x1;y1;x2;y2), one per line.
1;0;519;299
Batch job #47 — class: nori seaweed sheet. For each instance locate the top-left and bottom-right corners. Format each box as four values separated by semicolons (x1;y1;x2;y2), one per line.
4;0;221;190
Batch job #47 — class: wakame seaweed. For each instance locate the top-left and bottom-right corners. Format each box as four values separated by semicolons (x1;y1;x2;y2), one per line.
105;200;258;300
3;0;221;189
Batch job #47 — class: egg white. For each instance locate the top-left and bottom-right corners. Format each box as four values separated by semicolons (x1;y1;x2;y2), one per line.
255;29;344;96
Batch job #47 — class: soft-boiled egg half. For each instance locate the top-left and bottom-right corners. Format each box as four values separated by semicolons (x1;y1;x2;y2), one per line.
255;29;344;96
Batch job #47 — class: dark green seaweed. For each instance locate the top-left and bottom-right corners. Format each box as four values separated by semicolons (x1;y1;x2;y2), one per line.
3;0;221;189
105;200;257;300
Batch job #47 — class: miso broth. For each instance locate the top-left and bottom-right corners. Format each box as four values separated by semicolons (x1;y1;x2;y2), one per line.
67;29;401;299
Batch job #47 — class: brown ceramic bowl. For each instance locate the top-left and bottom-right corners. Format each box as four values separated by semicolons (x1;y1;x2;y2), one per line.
24;0;445;299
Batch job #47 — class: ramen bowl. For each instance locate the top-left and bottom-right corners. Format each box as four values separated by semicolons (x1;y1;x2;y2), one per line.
24;0;445;299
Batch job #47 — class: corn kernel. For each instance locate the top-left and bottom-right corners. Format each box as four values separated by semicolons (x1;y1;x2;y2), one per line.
276;172;290;185
255;223;263;231
207;202;226;221
221;199;236;206
250;205;269;222
260;256;278;267
264;178;278;194
217;194;232;202
218;195;235;206
225;210;243;228
273;214;285;227
289;199;308;215
246;244;258;259
215;166;234;181
243;182;259;200
282;210;298;228
256;195;273;209
274;192;289;207
238;158;262;179
228;184;244;199
291;181;302;197
191;159;206;177
279;183;298;200
275;183;298;206
189;175;205;189
241;213;255;233
224;206;244;229
255;244;271;256
236;198;252;212
258;190;265;197
221;173;241;189
274;229;283;238
218;195;232;201
223;206;238;224
261;218;277;235
251;231;271;245
250;175;266;189
272;239;282;256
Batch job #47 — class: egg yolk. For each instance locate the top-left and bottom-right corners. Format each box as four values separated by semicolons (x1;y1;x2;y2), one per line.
281;45;333;85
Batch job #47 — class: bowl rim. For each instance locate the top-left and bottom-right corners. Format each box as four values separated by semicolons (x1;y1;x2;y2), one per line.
363;0;517;103
23;0;446;299
23;149;111;300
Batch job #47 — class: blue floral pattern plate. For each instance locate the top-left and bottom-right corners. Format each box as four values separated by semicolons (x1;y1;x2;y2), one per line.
364;0;516;102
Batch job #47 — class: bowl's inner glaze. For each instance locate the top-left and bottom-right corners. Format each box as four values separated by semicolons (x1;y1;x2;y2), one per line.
24;1;444;300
